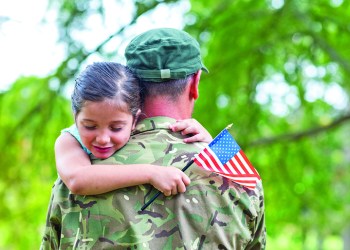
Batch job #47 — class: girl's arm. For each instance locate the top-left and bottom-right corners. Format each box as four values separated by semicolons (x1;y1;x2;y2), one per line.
169;118;212;143
55;132;190;196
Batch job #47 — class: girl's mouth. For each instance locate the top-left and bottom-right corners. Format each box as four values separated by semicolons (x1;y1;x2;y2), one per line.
93;146;112;153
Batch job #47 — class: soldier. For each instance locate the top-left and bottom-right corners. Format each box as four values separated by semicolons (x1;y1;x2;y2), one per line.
41;28;266;249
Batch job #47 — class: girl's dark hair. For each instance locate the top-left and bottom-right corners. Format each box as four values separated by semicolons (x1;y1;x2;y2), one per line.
72;62;140;118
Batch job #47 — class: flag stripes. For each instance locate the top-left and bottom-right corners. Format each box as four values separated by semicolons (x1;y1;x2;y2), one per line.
193;127;261;190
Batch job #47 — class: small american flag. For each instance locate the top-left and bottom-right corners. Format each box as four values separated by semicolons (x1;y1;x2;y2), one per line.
194;124;261;189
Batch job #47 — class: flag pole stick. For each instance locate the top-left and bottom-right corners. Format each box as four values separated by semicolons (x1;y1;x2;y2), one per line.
140;159;194;211
226;123;233;130
181;159;194;172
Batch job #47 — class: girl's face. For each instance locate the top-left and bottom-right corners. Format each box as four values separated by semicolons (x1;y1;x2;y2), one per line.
75;99;137;159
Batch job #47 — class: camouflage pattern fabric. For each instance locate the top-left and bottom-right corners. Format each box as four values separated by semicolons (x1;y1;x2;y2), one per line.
41;117;266;249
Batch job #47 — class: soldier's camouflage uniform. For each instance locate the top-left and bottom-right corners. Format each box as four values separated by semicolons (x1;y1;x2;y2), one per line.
41;117;266;249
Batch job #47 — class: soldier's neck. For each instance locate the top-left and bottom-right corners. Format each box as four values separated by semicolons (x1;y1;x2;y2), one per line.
140;96;193;121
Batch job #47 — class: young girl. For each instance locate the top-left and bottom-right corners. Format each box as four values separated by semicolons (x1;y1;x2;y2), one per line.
55;62;212;196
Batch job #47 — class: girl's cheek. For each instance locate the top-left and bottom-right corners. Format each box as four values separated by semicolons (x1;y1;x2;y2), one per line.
80;131;94;144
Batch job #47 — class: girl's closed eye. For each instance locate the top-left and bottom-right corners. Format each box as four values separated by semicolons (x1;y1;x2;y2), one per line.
110;126;122;132
84;125;96;130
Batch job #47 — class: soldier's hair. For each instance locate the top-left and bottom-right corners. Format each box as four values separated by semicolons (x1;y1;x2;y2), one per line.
72;62;140;118
139;74;194;102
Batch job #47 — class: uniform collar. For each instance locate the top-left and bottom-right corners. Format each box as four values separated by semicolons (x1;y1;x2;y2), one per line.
132;116;177;135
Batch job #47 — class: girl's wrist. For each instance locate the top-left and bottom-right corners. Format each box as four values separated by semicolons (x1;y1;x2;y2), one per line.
145;164;156;184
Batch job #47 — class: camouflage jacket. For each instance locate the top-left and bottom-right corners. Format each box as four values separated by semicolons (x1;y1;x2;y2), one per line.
41;117;266;249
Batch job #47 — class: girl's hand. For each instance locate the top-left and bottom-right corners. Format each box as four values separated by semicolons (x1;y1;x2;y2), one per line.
169;119;212;143
150;166;190;196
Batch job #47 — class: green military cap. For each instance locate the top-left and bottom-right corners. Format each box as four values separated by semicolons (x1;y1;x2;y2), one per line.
125;28;209;82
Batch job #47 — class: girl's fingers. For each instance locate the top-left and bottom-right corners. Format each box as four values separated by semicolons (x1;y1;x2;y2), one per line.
163;189;172;196
169;120;189;132
183;134;203;143
177;182;186;193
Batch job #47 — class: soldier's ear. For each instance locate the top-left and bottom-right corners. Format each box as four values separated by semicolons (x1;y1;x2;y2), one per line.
132;109;141;130
190;70;201;100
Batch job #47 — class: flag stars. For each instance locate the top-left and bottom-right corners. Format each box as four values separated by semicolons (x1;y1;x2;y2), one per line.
194;128;260;190
210;130;240;164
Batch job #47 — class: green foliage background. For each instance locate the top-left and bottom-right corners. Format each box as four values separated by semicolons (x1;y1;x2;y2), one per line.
0;0;349;249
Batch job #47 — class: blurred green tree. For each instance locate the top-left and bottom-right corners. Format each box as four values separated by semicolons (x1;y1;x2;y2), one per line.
188;0;350;249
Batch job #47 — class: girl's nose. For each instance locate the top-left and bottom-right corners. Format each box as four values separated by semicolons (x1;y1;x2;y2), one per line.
96;131;110;145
